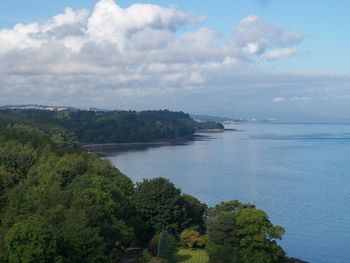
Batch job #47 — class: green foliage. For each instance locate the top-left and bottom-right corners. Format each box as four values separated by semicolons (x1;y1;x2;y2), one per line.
181;194;207;232
194;121;224;130
54;153;87;186
138;249;152;263
0;166;13;210
4;215;60;263
0;109;196;144
235;208;285;263
0;112;288;263
180;229;206;249
134;178;185;236
208;200;254;218
206;201;285;263
149;234;161;257
157;231;176;263
57;209;107;263
0;142;37;185
207;211;238;263
0;125;137;262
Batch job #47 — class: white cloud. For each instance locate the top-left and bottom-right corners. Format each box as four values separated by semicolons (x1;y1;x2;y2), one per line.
0;1;302;76
4;0;344;120
235;15;302;58
272;97;286;103
262;47;298;59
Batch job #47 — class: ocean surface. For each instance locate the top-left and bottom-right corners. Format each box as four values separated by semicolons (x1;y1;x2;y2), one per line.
106;123;350;263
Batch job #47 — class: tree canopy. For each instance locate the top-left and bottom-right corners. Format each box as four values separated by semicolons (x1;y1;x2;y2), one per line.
0;114;288;263
207;201;285;263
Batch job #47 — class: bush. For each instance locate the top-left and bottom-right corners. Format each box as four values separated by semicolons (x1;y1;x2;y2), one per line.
138;249;152;263
4;216;60;263
148;234;160;257
180;229;206;249
157;231;176;263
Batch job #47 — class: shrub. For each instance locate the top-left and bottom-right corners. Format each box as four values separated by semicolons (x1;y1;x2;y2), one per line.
180;229;206;249
138;249;152;263
157;231;176;263
148;234;160;257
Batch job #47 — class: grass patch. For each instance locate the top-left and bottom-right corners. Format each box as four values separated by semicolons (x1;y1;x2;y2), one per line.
174;249;209;263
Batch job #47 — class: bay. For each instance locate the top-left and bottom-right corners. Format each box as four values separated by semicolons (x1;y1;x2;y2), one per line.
106;123;350;263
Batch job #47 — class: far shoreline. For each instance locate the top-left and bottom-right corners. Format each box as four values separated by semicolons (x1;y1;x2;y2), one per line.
82;128;239;153
82;136;199;153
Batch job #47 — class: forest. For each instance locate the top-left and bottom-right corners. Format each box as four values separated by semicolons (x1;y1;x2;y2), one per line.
0;109;223;144
0;111;292;263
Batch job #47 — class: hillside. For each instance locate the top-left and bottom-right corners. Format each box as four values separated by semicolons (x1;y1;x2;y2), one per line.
0;109;199;144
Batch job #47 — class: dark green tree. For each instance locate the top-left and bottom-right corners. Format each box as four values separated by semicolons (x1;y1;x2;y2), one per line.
235;207;285;263
157;231;175;263
133;178;184;236
4;216;60;263
207;211;238;263
57;208;107;263
181;194;207;232
207;201;285;263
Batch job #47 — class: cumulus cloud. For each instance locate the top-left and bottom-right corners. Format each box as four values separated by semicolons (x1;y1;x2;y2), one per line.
235;15;302;59
2;0;342;120
0;1;302;73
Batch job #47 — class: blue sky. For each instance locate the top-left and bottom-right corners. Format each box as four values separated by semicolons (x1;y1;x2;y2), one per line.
0;0;349;120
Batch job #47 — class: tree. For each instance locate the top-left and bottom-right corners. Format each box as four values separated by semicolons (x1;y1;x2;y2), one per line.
57;208;107;263
181;194;207;232
4;216;60;263
54;153;87;186
206;201;285;263
0;142;37;185
157;231;175;263
180;229;206;249
207;211;238;263
68;174;133;260
0;124;138;262
208;200;254;219
235;207;285;263
133;178;184;236
0;166;12;210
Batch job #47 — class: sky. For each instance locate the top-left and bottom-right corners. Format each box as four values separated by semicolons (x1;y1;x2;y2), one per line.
0;0;350;121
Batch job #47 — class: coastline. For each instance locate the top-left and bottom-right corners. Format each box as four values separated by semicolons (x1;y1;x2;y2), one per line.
195;128;238;133
82;128;237;153
82;138;195;153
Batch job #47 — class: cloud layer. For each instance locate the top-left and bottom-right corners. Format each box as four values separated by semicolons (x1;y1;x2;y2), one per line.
0;0;349;120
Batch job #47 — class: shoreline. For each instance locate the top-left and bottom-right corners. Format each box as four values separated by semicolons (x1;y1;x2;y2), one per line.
82;128;237;153
82;138;196;152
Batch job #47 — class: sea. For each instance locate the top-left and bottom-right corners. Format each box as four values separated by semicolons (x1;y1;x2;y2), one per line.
106;122;350;263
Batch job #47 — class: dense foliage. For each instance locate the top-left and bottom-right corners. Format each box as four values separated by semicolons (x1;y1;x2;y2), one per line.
157;231;176;263
0;114;288;263
207;201;285;263
180;229;206;249
0;124;136;262
133;178;207;240
0;109;196;144
194;121;224;130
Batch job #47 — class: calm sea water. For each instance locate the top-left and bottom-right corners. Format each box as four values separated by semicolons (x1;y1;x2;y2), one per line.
106;123;350;263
